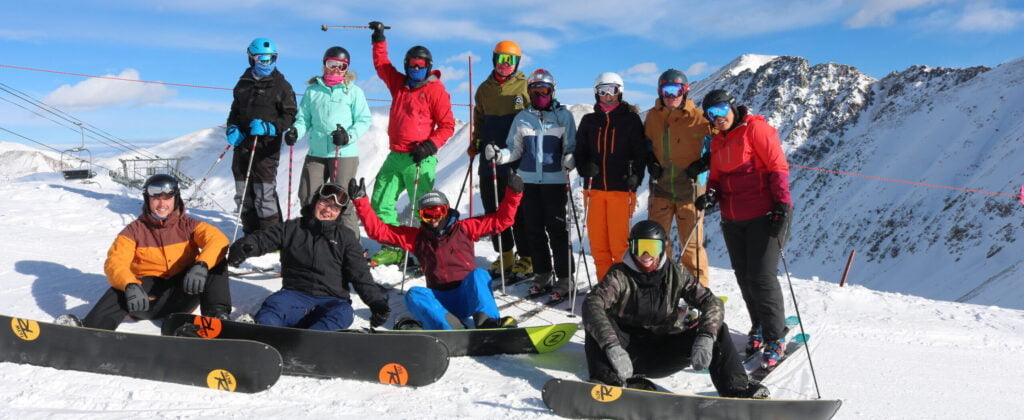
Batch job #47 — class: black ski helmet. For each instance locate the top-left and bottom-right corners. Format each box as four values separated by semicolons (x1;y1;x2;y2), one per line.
658;69;688;89
404;45;433;71
629;220;668;243
141;173;183;214
701;89;736;112
323;46;350;64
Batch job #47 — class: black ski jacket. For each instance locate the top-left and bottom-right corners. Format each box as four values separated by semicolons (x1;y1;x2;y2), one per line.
575;101;647;192
231;205;386;306
227;68;298;150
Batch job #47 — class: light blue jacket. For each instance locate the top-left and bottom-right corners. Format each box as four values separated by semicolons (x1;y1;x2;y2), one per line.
497;101;576;184
294;74;372;158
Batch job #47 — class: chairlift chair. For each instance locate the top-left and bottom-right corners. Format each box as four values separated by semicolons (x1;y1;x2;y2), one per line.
60;123;96;180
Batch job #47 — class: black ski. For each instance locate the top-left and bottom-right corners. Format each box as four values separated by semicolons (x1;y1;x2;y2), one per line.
749;335;809;382
0;314;281;393
542;378;842;420
161;313;449;386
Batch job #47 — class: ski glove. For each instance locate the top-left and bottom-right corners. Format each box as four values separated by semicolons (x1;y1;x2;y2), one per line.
368;299;391;328
284;126;297;146
331;124;350;146
562;153;576;171
767;202;790;238
577;161;600;178
227;242;257;267
647;156;663;181
369;21;386;43
690;333;714;371
695;188;717;211
483;144;502;162
348;177;367;200
685;154;710;181
183;262;208;295
226;125;243;147
507;172;525;194
624;173;640;191
410;140;437;164
605;343;634;383
124;283;149;313
467;139;479;158
249;119;277;137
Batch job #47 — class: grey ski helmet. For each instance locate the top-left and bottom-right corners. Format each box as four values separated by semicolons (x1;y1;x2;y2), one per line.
418;190;449;209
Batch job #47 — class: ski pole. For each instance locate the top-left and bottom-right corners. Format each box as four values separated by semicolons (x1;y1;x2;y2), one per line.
776;235;823;399
399;163;422;294
694;181;705;286
231;136;259;243
332;145;340;183
566;177;578;317
491;158;506;294
286;143;294;220
567;173;593;288
321;24;391;31
187;144;232;205
453;154;476;211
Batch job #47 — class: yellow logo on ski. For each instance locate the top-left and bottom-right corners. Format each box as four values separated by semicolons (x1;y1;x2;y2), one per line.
590;384;623;402
206;369;237;392
11;318;40;341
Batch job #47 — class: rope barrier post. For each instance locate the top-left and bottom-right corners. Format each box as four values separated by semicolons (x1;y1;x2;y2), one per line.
839;250;856;287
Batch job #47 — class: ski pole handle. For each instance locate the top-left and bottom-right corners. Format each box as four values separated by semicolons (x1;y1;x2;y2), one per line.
321;24;391;31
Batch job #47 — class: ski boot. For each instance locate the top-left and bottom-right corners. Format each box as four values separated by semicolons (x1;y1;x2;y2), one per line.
723;380;770;399
370;245;405;266
761;337;787;369
527;272;554;297
624;376;658;391
489;251;516;277
473;312;518;329
745;325;764;355
394;317;424;330
546;276;574;304
509;255;534;283
236;313;256;324
54;314;83;327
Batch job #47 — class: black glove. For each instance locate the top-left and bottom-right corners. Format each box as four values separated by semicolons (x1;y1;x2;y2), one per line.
507;172;525;194
577;161;599;178
331;124;349;146
124;283;150;313
368;300;390;328
369;21;386;43
695;188;717;211
410;140;437;164
227;242;256;267
183;262;208;295
767;201;790;238
284;126;298;146
685;154;710;181
624;173;640;190
348;177;367;200
690;333;714;371
647;155;663;181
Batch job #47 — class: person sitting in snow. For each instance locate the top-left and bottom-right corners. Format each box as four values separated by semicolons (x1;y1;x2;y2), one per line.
57;174;232;330
226;182;390;331
582;220;769;398
350;173;524;330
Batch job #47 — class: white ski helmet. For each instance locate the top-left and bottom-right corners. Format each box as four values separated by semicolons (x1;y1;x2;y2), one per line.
594;72;624;94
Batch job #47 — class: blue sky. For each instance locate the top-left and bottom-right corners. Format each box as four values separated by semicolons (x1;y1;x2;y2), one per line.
2;0;1022;155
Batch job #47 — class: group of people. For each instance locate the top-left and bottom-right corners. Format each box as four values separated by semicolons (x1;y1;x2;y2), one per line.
63;22;794;399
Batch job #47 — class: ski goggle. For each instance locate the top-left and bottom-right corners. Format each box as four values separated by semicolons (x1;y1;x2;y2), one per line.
406;58;428;70
630;238;664;258
494;53;520;67
529;83;553;97
325;59;349;71
316;183;349;209
251;53;277;66
145;182;179;198
596;84;620;97
418;205;449;223
705;103;731;120
660;83;688;98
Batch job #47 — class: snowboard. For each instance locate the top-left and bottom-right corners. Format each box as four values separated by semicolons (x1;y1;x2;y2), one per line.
541;378;842;420
0;314;281;393
385;323;577;357
161;313;449;386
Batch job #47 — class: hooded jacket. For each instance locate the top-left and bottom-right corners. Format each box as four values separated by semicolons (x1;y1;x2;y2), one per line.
497;101;576;184
575;101;647;192
227;68;298;149
294;72;373;158
583;252;725;350
707;111;792;221
104;200;228;292
474;71;529;176
644;98;712;202
230;204;386;305
372;41;456;153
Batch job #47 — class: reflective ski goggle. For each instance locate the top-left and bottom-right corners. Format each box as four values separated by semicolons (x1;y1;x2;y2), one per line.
660;83;688;98
146;183;179;198
630;238;664;258
406;58;428;70
418;205;449;223
596;84;620;97
706;103;731;120
494;53;520;67
251;53;277;66
325;59;349;71
316;183;349;209
529;83;553;97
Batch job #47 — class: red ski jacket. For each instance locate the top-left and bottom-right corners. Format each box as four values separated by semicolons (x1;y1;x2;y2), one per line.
707;113;791;221
354;187;522;289
372;41;456;153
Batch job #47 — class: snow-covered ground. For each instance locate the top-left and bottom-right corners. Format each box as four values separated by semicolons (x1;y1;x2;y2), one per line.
1;127;1023;419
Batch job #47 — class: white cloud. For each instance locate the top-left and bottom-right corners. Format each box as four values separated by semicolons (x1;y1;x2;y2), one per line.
160;100;230;113
445;51;483;64
844;0;941;28
953;3;1024;32
621;62;661;87
43;69;177;111
685;62;714;77
435;65;468;82
398;19;558;52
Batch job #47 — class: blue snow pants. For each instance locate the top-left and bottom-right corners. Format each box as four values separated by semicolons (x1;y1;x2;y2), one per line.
405;268;500;330
254;289;354;331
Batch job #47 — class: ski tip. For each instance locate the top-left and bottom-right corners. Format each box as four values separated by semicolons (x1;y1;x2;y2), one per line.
793;333;810;343
784;315;800;326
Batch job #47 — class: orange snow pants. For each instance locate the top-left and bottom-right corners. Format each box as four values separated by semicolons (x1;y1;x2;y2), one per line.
648;197;710;287
586;190;635;281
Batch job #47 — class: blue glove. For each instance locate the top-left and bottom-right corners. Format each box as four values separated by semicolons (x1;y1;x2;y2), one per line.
226;125;243;147
249;119;276;137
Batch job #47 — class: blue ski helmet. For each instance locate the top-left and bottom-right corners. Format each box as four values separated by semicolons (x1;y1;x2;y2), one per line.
247;38;278;55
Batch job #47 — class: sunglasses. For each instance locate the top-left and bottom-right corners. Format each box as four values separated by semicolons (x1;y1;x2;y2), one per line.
146;183;178;197
406;58;428;70
418;205;449;223
660;83;688;98
529;83;553;97
630;238;664;258
317;183;349;209
494;53;519;67
705;103;730;120
325;59;349;71
251;53;277;66
596;84;620;97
